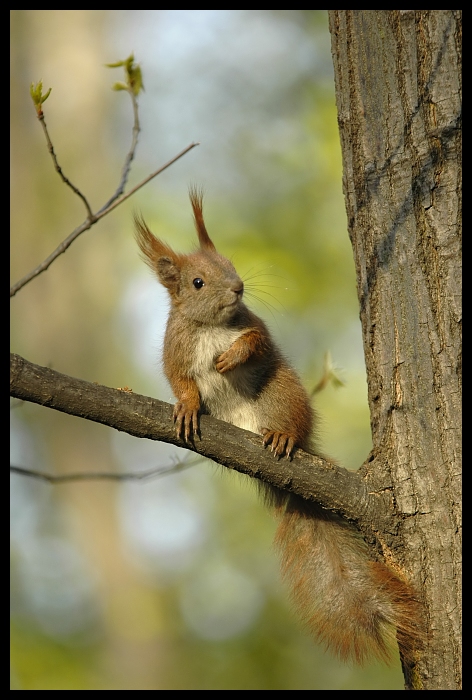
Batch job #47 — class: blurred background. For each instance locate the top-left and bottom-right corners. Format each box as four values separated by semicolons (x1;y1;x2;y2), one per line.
10;10;404;690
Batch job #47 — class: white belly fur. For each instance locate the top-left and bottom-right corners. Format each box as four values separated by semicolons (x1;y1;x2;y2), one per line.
191;327;262;434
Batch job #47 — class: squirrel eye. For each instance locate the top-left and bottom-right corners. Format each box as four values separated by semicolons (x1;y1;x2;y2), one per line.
193;278;204;289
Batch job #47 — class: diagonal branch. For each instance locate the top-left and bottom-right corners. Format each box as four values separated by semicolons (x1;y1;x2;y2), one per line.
10;352;369;526
10;142;199;298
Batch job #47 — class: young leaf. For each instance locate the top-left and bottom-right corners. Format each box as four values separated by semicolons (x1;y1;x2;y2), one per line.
30;80;52;114
106;53;144;96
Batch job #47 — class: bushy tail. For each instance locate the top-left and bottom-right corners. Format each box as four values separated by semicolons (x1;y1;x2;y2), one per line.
275;495;422;665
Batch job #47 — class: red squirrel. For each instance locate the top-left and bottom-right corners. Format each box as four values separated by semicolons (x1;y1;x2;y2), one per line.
134;190;420;665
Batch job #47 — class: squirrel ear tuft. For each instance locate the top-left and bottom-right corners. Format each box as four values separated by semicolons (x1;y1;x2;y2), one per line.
134;214;182;294
189;186;216;252
134;213;175;262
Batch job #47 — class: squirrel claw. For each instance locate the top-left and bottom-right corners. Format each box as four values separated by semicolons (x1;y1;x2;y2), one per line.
262;429;295;460
173;403;199;443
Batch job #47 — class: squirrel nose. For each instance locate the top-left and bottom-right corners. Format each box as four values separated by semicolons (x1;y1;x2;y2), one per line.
232;281;244;296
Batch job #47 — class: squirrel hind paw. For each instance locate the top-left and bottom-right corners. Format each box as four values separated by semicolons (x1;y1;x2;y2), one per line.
173;402;200;442
262;429;296;459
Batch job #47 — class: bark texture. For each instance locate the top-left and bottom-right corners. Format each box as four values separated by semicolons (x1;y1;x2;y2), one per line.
328;10;461;690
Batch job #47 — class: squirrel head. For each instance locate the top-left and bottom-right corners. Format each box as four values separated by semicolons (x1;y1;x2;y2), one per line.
134;189;245;325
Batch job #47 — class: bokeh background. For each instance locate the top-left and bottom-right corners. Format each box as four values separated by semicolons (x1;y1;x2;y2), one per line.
11;10;404;690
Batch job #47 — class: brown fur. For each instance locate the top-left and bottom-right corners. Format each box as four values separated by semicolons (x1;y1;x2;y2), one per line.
134;193;421;664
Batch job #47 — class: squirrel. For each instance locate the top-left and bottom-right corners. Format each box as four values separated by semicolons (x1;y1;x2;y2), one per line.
134;189;420;665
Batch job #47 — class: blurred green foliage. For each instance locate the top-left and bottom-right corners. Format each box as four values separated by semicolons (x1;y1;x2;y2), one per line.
10;9;403;690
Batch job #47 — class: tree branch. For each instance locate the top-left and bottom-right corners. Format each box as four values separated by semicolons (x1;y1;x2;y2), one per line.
9;142;199;298
38;110;93;218
10;352;370;526
10;456;200;484
98;88;140;212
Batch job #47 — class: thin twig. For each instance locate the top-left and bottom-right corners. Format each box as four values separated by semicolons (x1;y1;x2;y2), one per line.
97;142;199;217
10;142;199;297
36;85;140;221
38;112;93;218
10;457;201;484
99;90;140;212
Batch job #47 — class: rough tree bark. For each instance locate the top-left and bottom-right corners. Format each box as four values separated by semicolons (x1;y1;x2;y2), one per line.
328;10;461;691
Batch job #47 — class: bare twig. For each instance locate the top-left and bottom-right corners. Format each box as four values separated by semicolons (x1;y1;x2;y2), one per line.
101;54;143;208
29;70;140;227
97;142;199;217
36;84;140;217
38;112;93;218
99;90;140;212
12;66;198;297
10;142;199;297
10;456;201;484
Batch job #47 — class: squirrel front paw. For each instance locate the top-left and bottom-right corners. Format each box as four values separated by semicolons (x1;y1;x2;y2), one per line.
215;346;243;373
216;330;264;373
262;429;296;459
173;401;199;442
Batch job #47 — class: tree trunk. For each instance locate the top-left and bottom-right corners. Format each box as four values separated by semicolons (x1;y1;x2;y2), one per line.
328;10;461;690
